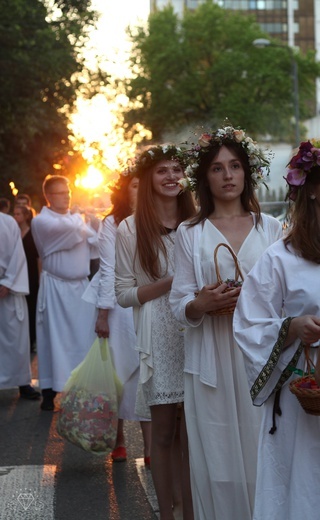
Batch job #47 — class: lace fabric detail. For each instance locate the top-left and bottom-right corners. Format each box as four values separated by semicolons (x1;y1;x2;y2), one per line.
143;233;185;405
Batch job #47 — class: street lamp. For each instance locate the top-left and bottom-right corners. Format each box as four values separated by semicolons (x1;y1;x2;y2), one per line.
253;38;300;147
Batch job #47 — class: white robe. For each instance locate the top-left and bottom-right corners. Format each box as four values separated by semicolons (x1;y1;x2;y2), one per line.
0;213;32;387
31;207;98;392
82;215;147;420
170;213;283;520
233;238;320;520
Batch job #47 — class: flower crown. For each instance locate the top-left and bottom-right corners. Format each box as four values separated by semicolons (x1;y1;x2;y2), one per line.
126;144;187;177
285;139;320;200
179;126;272;191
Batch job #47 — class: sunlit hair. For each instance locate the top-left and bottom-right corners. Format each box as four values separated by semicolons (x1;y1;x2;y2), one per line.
13;204;34;226
189;141;261;227
135;161;196;280
106;174;138;227
16;193;32;206
42;174;69;197
284;166;320;263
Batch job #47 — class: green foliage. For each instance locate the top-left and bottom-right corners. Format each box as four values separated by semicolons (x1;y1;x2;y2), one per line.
0;0;106;201
124;0;320;142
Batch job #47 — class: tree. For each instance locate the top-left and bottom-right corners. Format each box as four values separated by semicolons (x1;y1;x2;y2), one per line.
0;0;107;203
123;1;320;142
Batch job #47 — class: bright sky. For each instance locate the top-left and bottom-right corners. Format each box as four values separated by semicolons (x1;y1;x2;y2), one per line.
87;0;150;76
71;0;150;176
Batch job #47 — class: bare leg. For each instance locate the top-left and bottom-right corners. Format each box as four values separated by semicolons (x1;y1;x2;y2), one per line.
140;420;152;459
150;404;177;520
180;406;194;520
171;411;182;510
114;418;125;448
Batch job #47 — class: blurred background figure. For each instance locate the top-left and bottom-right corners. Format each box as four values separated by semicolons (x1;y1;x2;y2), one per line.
15;193;32;207
0;197;11;214
0;212;40;400
13;204;40;353
83;172;151;466
31;175;99;411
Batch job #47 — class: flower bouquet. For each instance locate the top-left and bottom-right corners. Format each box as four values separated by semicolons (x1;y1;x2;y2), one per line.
57;387;118;454
57;338;123;454
289;345;320;416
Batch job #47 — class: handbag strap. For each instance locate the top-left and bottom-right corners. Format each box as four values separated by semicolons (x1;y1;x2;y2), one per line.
213;243;244;284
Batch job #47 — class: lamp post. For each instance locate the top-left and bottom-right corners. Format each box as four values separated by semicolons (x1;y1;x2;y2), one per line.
253;38;300;147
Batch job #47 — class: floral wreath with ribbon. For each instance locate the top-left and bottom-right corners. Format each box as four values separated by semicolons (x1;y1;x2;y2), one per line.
285;139;320;200
178;125;272;192
125;144;187;177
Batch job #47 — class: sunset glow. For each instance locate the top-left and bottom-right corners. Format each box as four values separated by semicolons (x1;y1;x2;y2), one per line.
75;165;105;191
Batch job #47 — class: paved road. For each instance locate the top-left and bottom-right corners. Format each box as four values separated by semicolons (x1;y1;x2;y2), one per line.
0;355;160;520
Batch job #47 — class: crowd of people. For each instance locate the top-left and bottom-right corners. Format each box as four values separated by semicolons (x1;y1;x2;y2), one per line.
1;126;320;520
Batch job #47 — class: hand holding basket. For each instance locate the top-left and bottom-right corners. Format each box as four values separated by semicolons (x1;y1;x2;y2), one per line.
209;243;244;316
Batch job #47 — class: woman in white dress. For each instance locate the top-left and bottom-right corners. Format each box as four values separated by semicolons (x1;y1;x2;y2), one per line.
83;173;151;464
169;125;283;520
233;138;320;520
115;144;196;520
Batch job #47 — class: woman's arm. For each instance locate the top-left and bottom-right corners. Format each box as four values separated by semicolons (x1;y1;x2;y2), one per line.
137;276;173;305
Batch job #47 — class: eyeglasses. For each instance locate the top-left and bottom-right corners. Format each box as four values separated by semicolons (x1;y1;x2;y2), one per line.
48;191;71;196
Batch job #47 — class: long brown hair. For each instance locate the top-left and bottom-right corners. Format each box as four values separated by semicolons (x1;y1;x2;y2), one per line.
189;141;261;227
284;167;320;263
107;174;137;227
135;166;195;280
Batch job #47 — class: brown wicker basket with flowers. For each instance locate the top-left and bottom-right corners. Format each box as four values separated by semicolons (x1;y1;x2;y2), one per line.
289;344;320;416
208;243;244;317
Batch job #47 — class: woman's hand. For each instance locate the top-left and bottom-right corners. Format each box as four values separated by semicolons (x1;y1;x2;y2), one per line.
0;285;9;298
95;308;110;338
186;283;241;320
286;315;320;347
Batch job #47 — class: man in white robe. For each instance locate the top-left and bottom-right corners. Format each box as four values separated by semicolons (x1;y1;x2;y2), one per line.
0;212;40;399
31;175;99;410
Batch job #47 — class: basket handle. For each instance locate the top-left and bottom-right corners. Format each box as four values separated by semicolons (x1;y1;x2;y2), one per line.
213;243;244;285
304;344;315;374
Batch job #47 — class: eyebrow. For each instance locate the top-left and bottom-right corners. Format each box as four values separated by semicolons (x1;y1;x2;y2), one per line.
211;159;240;165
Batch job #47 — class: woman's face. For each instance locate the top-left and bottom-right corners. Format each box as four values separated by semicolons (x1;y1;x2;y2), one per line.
127;177;139;210
13;206;27;226
206;145;245;203
151;159;183;199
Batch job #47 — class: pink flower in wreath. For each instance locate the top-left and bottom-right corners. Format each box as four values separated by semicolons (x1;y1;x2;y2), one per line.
286;168;307;186
198;133;212;147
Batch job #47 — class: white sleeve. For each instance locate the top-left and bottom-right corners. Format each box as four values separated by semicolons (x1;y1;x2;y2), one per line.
115;219;140;308
170;223;204;327
96;217;117;309
233;247;298;405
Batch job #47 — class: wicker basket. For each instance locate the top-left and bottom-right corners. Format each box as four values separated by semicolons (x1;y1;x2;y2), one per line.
208;243;244;317
289;345;320;416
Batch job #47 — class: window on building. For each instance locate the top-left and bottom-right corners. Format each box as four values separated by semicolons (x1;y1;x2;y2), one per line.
260;22;287;33
221;0;286;8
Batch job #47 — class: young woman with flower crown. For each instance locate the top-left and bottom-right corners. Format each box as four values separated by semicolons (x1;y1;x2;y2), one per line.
115;145;196;520
169;126;283;520
233;139;320;520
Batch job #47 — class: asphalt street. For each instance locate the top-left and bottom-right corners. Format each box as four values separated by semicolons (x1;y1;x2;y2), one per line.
0;354;160;520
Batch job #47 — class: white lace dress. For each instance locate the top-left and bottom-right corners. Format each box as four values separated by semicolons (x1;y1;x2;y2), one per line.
115;216;184;407
144;233;184;405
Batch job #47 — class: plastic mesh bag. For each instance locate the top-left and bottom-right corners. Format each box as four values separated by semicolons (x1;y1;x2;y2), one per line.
57;337;123;455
